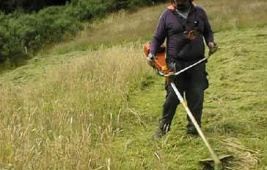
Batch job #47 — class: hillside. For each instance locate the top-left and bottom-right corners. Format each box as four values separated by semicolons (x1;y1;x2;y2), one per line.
0;0;267;169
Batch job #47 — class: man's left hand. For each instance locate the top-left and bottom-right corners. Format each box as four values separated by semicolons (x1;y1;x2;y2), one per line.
208;42;218;56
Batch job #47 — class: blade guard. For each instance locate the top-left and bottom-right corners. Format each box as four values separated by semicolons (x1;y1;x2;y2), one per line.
144;44;169;76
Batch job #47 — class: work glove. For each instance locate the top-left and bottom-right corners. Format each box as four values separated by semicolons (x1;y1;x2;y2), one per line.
148;53;156;61
168;61;176;72
208;42;218;56
167;61;176;82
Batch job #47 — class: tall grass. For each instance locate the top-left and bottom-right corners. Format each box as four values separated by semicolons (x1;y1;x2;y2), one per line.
0;0;160;66
49;0;267;55
0;42;154;169
201;0;267;31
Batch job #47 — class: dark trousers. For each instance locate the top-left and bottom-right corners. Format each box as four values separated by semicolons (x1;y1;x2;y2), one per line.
159;61;209;132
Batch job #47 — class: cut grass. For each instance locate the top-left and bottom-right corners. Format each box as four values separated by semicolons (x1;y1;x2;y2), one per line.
120;28;267;169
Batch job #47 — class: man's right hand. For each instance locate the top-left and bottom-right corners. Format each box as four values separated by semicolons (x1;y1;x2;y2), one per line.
147;53;156;67
148;53;156;61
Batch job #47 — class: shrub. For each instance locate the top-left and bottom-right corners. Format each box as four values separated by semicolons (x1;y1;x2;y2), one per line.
0;0;167;66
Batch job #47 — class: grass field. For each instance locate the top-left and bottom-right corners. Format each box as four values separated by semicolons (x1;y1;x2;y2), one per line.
0;0;267;169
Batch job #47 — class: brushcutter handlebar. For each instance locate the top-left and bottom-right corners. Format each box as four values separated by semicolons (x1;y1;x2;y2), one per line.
144;43;217;77
165;57;208;77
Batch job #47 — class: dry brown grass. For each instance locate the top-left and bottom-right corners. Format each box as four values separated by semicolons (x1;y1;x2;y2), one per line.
201;0;267;31
48;0;267;55
48;4;167;55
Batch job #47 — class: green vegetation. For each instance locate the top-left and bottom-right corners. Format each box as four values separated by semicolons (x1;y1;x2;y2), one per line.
0;0;164;67
0;0;266;169
0;0;69;13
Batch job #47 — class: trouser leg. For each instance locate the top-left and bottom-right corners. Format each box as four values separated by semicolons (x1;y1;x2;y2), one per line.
160;84;179;131
185;62;208;133
186;87;204;127
160;76;185;132
153;82;181;140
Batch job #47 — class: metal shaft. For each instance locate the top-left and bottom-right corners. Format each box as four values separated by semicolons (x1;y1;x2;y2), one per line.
170;82;222;170
164;57;208;77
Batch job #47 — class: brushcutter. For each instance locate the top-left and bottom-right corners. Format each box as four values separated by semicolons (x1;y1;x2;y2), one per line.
144;43;212;77
144;44;232;170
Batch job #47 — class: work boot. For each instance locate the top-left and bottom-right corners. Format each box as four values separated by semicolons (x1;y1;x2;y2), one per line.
152;127;166;140
186;123;199;136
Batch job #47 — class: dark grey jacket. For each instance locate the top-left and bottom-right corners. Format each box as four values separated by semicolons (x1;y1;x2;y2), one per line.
150;5;214;63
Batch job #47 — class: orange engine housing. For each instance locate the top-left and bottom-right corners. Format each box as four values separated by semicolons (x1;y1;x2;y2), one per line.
144;44;169;75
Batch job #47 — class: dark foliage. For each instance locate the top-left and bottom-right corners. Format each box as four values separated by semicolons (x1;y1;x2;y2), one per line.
0;0;168;66
0;0;70;13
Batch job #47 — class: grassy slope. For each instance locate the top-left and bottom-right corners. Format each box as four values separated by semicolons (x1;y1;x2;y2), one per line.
123;28;267;170
0;0;267;169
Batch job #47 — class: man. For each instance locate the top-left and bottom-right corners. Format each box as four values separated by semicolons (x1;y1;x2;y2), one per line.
148;0;218;140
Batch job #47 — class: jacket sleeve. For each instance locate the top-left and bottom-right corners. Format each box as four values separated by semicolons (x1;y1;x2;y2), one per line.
149;11;167;55
202;9;214;46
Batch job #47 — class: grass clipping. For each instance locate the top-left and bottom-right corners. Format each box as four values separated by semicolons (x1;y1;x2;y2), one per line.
221;138;260;169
